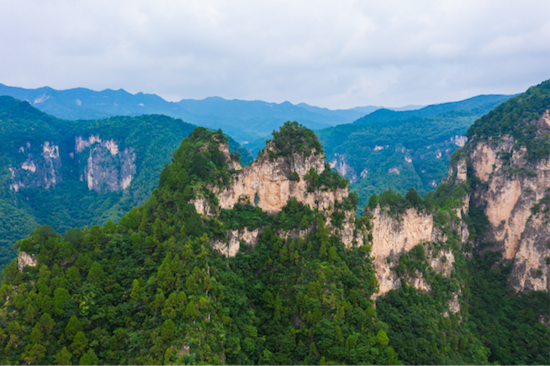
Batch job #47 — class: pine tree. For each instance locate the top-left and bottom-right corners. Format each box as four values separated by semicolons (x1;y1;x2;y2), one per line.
55;347;72;365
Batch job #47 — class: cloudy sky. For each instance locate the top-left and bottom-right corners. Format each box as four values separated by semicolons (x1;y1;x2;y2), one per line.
0;0;548;109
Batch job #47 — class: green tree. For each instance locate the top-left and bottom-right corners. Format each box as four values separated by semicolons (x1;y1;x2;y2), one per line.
376;330;389;351
65;316;82;341
70;331;88;357
56;347;72;365
86;262;104;287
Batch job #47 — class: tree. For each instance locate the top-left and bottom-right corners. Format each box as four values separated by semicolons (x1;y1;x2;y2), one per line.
161;319;176;343
157;255;175;293
86;262;104;287
79;348;99;365
65;316;82;341
130;279;140;301
405;188;422;207
376;330;389;351
346;335;355;351
70;331;89;357
367;193;379;209
22;343;47;364
56;347;72;365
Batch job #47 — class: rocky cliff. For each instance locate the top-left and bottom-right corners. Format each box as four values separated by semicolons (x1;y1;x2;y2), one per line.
193;129;364;256
8;135;136;193
434;78;550;297
364;204;464;306
465;110;550;292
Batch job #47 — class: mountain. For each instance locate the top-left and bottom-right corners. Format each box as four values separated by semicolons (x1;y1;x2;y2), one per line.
0;83;387;143
0;96;252;269
1;85;548;366
353;94;514;125
316;95;514;211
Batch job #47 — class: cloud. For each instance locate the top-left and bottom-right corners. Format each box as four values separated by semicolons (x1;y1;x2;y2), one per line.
0;0;548;108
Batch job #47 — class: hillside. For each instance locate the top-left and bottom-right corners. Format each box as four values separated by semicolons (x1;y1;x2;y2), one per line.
0;97;251;269
0;83;383;143
316;95;513;211
353;94;513;125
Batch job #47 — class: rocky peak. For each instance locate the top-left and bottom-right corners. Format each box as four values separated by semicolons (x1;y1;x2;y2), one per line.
455;80;550;293
190;122;363;252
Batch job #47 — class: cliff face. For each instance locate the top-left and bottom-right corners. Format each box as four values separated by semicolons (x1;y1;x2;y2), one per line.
467;110;550;292
75;135;136;192
8;135;136;193
195;140;363;256
9;141;62;191
368;206;458;297
215;143;347;214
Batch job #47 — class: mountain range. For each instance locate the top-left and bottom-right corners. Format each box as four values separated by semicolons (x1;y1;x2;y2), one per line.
0;83;420;143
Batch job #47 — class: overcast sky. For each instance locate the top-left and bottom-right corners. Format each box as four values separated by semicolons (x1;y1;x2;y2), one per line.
0;0;548;109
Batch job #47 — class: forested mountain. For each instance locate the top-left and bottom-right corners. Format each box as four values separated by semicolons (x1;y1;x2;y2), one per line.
352;94;513;125
0;96;251;269
316;94;514;211
0;83;385;143
1;75;549;366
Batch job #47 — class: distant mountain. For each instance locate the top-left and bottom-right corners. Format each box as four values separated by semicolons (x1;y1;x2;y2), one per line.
353;94;514;125
0;83;400;143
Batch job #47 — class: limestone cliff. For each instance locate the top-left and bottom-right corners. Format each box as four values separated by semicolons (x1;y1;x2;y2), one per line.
194;138;363;256
9;141;62;191
367;206;458;298
8;135;136;194
75;135;136;192
466;110;550;292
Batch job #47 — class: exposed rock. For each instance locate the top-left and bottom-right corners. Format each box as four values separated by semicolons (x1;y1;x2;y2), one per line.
329;153;357;183
201;141;363;254
17;252;36;272
509;200;550;293
467;110;550;292
213;143;347;214
451;135;468;147
211;228;260;257
9;140;62;191
76;135;136;192
368;206;454;297
388;167;400;175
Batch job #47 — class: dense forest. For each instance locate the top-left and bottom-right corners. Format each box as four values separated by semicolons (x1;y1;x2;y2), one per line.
1;118;548;364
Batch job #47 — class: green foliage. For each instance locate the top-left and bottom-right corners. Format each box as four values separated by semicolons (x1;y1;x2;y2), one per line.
464;252;550;364
467;79;550;161
267;121;323;158
304;163;348;192
318;98;510;212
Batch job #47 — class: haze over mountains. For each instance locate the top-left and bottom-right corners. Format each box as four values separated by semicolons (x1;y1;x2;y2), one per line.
0;83;421;143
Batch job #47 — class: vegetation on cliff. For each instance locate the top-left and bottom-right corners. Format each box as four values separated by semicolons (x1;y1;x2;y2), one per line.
467;79;550;161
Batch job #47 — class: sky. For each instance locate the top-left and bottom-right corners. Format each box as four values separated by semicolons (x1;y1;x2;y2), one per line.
0;0;548;109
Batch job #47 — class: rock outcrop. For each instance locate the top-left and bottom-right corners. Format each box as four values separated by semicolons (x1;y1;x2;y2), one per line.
368;206;456;297
9;141;62;191
76;135;136;192
467;110;550;292
17;251;36;272
214;143;348;214
197;139;362;255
